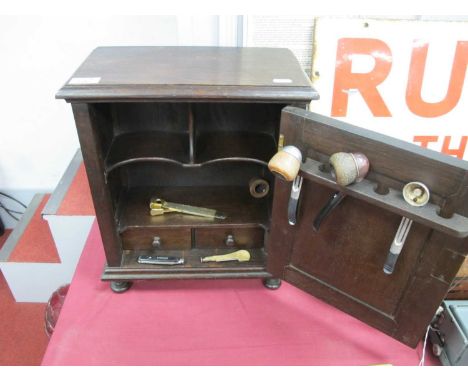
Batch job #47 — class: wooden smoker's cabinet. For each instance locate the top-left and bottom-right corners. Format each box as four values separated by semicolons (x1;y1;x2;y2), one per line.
57;47;468;347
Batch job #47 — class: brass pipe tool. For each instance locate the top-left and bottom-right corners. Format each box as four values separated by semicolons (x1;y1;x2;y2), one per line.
200;250;251;263
150;198;226;220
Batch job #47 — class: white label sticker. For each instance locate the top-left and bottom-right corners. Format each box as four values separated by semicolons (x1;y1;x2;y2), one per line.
273;78;292;84
68;77;101;85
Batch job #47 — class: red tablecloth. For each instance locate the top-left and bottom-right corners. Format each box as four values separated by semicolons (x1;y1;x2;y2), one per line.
42;221;438;366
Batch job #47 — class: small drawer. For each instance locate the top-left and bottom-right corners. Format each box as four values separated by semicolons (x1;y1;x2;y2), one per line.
121;227;192;250
194;227;265;249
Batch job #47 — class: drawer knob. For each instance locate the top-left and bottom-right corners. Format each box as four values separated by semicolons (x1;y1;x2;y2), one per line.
152;236;162;248
225;234;235;246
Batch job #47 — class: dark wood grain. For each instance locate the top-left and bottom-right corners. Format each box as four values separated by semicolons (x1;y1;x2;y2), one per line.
101;248;270;281
105;131;190;172
61;47;468;349
56;47;318;102
194;227;265;249
71;103;122;267
288;180;432;316
299;157;468;238
195;131;276;163
283;267;397;334
121;248;267;270
283;107;468;206
105;130;277;173
121;227;191;250
118;186;270;231
446;256;468;299
110;102;190;135
269;106;468;347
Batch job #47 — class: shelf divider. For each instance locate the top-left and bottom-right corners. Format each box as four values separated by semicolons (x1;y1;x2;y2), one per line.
188;103;195;164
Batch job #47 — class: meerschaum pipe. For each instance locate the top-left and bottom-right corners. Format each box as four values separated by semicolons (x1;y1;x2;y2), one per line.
268;145;305;225
329;152;370;187
313;152;370;231
268;145;303;182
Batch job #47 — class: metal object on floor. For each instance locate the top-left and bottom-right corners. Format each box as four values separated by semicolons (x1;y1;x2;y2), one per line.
430;300;468;366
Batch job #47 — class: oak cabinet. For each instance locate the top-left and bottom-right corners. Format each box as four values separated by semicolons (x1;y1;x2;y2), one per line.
57;47;468;347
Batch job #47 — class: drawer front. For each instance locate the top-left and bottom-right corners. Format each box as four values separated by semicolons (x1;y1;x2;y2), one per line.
194;227;265;249
121;227;192;250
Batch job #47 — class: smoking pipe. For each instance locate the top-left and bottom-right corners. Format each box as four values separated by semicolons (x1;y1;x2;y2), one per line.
267;145;302;181
268;146;304;225
268;147;369;229
312;152;370;231
383;181;430;275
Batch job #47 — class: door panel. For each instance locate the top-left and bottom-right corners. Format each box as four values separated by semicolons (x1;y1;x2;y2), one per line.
289;180;431;316
267;106;468;347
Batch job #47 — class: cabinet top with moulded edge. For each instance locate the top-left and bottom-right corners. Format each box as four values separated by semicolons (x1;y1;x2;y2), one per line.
56;46;319;103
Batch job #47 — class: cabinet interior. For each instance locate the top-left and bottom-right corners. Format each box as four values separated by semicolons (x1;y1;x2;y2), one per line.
91;102;286;273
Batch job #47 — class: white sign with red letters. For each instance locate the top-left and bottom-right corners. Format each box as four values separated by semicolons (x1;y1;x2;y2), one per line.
310;18;468;160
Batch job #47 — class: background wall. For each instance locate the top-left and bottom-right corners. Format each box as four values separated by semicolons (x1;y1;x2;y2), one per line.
0;15;466;227
0;15;239;227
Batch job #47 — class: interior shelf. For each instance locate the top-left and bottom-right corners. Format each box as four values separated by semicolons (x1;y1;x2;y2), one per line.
195;131;277;164
300;157;468;238
120;248;267;272
104;130;277;174
105;131;190;173
117;186;270;232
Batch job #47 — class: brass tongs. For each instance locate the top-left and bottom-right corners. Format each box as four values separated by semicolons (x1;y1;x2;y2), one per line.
149;198;226;220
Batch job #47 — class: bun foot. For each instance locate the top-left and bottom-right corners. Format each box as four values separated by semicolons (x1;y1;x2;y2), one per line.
263;278;281;290
110;281;132;293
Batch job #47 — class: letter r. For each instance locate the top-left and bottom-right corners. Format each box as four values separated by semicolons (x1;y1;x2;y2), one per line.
331;38;392;117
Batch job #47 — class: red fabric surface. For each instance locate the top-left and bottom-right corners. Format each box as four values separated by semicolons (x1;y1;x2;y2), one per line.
9;195;60;263
0;271;49;365
57;163;95;216
42;221;439;366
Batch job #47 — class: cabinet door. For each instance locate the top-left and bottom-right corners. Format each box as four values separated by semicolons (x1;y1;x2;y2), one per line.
267;106;468;347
